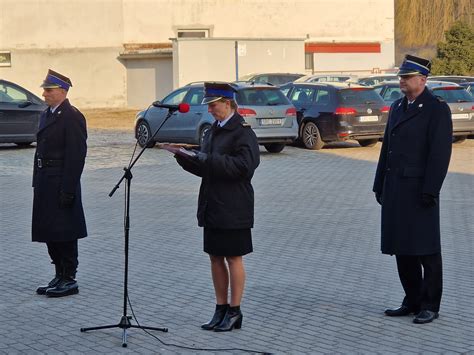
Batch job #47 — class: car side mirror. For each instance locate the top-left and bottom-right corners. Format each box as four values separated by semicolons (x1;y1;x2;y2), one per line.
18;100;33;108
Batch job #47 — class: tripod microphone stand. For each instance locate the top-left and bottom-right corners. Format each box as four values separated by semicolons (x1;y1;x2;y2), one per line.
80;103;190;347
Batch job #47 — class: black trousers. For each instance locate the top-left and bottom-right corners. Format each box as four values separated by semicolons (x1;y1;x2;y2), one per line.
47;240;78;277
396;253;442;312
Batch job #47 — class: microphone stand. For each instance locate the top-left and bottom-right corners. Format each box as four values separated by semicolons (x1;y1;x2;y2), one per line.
80;106;181;347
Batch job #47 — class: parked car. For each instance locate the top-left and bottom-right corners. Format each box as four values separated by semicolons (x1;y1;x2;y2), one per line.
355;74;398;86
135;82;298;153
294;74;356;83
427;81;474;143
0;79;46;146
280;82;389;149
238;73;304;86
429;75;474;84
373;80;474;143
373;80;403;104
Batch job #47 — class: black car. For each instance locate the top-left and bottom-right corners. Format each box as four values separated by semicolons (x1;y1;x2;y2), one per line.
0;79;46;145
280;82;389;149
374;81;474;143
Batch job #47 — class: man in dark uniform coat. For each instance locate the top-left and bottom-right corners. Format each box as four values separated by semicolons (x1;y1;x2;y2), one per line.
175;82;260;332
373;55;452;323
32;69;87;297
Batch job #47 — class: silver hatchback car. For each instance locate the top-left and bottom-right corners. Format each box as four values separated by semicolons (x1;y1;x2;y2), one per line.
135;82;298;153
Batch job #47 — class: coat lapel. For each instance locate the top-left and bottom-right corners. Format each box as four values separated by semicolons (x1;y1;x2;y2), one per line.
391;88;429;130
37;99;69;134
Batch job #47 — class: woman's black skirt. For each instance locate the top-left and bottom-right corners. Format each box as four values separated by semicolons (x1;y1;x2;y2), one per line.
203;228;253;256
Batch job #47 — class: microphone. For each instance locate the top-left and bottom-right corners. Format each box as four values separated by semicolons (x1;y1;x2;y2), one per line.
152;101;190;113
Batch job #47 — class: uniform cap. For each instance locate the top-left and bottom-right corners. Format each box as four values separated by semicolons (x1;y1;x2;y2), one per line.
202;82;236;104
397;55;431;76
40;69;73;90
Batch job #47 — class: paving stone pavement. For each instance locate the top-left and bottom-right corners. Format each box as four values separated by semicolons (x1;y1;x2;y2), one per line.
0;129;473;354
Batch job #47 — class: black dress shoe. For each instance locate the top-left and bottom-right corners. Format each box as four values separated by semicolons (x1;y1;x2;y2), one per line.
36;275;62;295
201;304;229;330
214;308;243;332
384;305;419;316
413;310;439;324
45;277;79;297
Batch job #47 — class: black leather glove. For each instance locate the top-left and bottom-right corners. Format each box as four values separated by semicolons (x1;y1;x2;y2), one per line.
375;192;383;205
421;193;438;208
194;151;208;163
59;191;75;208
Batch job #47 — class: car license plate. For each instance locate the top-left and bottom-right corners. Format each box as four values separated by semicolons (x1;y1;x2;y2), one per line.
452;113;469;119
359;115;379;122
260;118;283;125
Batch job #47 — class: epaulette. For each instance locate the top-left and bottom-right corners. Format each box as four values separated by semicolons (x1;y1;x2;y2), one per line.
241;122;251;127
435;96;446;103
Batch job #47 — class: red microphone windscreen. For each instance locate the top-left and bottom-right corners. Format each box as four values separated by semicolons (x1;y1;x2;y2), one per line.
178;103;190;113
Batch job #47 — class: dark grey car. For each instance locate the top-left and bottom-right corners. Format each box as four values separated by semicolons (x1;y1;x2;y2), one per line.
0;79;46;145
135;82;298;153
280;82;389;149
374;80;474;143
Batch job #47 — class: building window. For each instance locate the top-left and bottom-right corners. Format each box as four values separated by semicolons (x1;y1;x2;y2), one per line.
177;29;209;38
305;53;314;71
0;51;11;67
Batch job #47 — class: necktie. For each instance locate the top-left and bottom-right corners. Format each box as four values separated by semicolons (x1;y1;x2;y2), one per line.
39;108;52;130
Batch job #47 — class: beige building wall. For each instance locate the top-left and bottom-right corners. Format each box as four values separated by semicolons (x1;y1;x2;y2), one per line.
173;38;305;87
126;57;173;106
0;0;126;107
0;0;394;108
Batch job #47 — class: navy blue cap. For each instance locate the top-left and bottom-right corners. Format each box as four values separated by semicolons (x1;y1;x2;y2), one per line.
40;69;73;90
397;55;431;76
202;82;236;104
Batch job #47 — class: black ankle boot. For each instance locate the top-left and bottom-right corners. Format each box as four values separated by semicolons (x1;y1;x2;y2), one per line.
45;276;79;297
36;264;62;295
201;304;229;330
214;306;243;332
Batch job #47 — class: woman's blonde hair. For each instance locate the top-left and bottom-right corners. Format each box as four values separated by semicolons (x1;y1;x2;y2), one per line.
219;98;238;110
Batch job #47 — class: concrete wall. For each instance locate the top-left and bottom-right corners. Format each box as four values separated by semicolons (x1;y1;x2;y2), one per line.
125;57;173;108
123;0;394;43
173;38;305;87
0;0;126;107
0;0;395;107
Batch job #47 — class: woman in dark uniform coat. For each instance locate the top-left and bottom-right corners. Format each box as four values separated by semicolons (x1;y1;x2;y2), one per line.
373;55;452;324
175;82;260;332
32;70;87;297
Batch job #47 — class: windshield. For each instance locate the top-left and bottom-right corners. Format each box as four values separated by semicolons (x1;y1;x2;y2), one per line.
236;88;290;106
431;88;473;103
337;88;385;105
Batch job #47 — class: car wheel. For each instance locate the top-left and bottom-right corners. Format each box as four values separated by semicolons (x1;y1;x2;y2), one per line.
302;122;324;150
199;124;211;146
14;142;33;146
136;121;156;148
453;136;467;144
357;139;378;147
264;143;285;153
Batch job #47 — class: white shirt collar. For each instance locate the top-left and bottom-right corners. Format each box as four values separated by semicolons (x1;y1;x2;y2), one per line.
218;110;235;127
50;104;60;113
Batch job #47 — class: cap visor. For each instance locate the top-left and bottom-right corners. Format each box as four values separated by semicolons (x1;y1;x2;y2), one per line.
201;96;222;104
40;82;62;88
397;69;423;76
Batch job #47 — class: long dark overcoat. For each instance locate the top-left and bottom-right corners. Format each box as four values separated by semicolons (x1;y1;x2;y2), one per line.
373;88;452;255
177;113;260;229
32;99;88;242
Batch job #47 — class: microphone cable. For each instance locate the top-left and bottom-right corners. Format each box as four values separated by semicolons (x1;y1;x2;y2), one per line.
123;131;271;354
127;294;272;354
